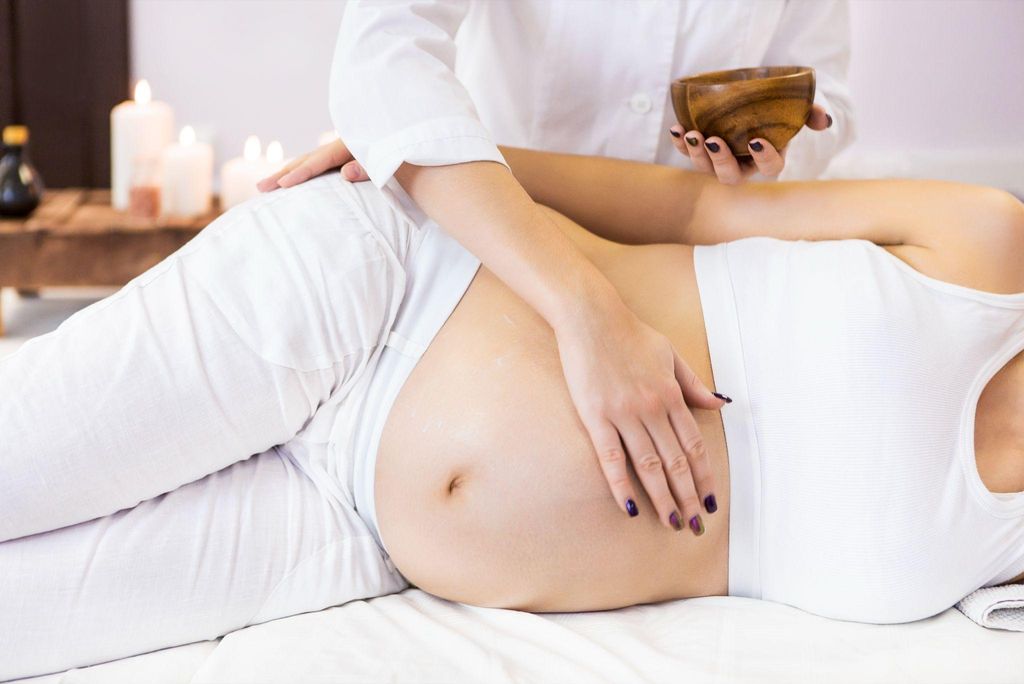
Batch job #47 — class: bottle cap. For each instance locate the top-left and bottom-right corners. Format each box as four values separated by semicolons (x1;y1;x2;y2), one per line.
3;125;29;146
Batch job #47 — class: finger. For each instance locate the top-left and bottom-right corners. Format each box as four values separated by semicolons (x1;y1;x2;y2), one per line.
277;155;327;188
674;350;728;410
256;156;306;193
618;417;681;531
702;137;744;185
582;416;641;519
668;125;689;157
807;104;832;131
748;138;785;178
681;130;715;175
278;143;349;188
645;411;703;534
664;392;718;521
738;157;759;178
341;160;370;182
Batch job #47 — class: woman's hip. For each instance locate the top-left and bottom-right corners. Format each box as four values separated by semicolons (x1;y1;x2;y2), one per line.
0;173;418;541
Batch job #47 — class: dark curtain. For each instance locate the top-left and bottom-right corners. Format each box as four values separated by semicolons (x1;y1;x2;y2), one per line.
0;0;129;188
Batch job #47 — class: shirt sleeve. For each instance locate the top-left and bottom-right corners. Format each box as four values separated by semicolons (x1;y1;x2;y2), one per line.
762;0;856;180
328;0;508;190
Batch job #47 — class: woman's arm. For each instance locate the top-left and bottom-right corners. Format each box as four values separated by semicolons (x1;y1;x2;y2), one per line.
329;1;726;534
395;160;727;535
502;145;1024;294
328;0;506;187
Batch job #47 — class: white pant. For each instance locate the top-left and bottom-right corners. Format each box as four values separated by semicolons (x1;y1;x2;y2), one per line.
0;174;414;680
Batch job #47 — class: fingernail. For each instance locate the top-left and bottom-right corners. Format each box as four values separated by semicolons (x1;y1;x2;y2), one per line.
704;141;720;153
826;113;833;128
669;511;683;531
669;129;681;138
704;494;718;514
689;515;705;536
626;498;639;517
712;392;732;404
749;140;764;153
685;136;699;147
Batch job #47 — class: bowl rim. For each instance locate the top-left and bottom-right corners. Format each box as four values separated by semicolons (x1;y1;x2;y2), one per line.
671;65;814;89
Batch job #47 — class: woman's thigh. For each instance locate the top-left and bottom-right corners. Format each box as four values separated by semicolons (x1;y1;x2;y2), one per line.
0;173;410;542
0;445;408;681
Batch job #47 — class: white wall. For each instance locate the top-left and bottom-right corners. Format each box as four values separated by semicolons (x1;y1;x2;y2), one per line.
130;0;344;178
130;0;1024;191
830;0;1024;190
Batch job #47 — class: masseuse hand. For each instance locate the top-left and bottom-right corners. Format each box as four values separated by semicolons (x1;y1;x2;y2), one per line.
257;137;369;192
555;292;728;536
670;103;832;185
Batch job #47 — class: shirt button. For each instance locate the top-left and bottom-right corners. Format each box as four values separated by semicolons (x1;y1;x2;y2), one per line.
629;92;653;114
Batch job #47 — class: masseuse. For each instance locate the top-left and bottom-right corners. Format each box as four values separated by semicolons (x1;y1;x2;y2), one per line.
259;0;855;535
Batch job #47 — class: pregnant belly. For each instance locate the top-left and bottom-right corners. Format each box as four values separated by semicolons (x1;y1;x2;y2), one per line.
375;244;730;612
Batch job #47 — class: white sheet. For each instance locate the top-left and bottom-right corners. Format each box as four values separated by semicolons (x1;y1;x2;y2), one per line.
11;590;1022;684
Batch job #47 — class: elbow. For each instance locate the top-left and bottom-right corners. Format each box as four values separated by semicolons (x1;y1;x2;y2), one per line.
969;187;1024;283
981;187;1024;248
998;189;1024;266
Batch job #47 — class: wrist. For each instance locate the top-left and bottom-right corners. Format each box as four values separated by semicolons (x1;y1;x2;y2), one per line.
548;273;629;340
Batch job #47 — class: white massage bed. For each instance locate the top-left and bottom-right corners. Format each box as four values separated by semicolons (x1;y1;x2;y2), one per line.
12;589;1023;683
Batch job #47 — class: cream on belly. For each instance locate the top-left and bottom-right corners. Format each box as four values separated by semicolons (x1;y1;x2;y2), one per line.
374;225;731;612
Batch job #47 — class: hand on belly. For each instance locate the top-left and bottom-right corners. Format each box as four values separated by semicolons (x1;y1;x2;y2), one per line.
374;271;730;612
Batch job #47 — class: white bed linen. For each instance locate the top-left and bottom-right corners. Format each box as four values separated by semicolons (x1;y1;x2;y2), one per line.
11;590;1022;684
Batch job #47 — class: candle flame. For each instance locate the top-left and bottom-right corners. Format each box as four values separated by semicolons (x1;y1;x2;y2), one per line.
179;125;196;146
243;135;261;162
266;140;284;165
134;79;152;105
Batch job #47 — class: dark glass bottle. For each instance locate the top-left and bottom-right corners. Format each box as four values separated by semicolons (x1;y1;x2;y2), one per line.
0;125;44;217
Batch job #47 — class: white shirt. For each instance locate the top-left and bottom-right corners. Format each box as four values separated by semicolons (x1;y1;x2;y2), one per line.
329;0;855;189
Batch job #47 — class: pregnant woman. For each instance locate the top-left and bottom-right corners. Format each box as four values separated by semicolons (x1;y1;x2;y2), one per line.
2;147;1022;679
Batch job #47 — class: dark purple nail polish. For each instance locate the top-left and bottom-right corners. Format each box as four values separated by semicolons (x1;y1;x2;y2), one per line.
704;494;718;514
749;140;764;152
826;113;833;128
669;129;681;138
712;392;732;403
626;498;639;517
685;136;699;147
669;511;683;531
704;140;720;153
689;515;705;536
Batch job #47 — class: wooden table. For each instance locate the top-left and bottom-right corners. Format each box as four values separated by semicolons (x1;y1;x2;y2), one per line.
0;189;221;335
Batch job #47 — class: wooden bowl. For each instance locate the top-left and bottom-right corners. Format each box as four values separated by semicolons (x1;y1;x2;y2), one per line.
671;66;815;157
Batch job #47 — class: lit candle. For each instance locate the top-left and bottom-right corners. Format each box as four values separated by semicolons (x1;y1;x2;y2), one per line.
160;126;213;218
110;79;174;210
220;136;283;209
266;140;285;168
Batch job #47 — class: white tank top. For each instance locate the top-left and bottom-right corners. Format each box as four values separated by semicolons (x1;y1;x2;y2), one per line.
694;237;1024;623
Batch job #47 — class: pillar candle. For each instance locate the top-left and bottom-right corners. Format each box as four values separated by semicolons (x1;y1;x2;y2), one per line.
220;136;284;209
160;126;213;218
110;80;174;210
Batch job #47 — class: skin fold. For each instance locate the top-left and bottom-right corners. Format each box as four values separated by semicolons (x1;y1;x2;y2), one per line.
374;149;1024;611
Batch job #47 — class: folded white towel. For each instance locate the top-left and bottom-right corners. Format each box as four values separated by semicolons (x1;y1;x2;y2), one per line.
956;584;1024;631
